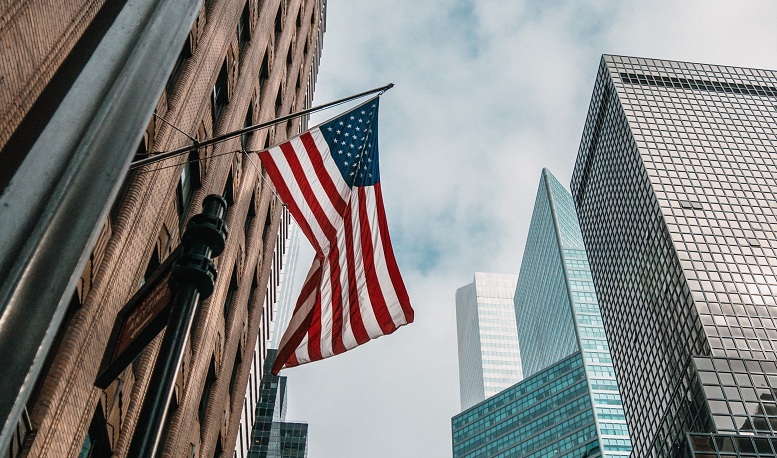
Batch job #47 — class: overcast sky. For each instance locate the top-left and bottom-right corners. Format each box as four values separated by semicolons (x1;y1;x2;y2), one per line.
281;1;777;456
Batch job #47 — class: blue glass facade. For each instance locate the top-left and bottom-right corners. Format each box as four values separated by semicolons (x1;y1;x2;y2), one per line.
516;169;631;456
452;170;631;457
247;350;308;457
452;353;600;458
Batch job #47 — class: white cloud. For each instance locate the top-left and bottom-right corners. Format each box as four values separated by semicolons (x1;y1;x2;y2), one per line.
290;1;777;456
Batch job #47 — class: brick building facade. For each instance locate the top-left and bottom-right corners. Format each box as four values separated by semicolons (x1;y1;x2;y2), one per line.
0;0;325;456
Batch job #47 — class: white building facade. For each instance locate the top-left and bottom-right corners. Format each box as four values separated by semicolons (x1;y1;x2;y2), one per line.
455;272;522;410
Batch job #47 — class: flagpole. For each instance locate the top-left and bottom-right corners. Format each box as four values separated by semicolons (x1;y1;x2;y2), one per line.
130;83;394;170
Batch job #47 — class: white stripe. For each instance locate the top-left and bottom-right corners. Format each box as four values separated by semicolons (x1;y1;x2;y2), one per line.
287;135;345;241
317;255;335;358
334;217;359;351
362;188;408;327
295;332;311;365
310;129;350;201
277;259;320;367
266;146;331;252
349;190;383;339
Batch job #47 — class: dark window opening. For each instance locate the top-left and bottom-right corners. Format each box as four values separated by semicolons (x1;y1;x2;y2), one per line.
262;209;273;243
619;72;777;98
247;270;258;312
166;40;192;98
141;249;161;287
211;60;229;126
198;358;217;424
176;152;200;224
241;105;253;150
259;53;269;86
229;343;243;396
238;2;250;51
274;89;283;119
78;406;112;458
287;119;295;137
222;171;234;207
244;192;256;239
213;435;223;458
224;268;238;320
274;7;282;34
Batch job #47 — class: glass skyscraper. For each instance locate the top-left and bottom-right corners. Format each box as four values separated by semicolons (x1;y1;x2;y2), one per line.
456;272;522;410
453;352;601;458
571;55;777;456
247;350;308;458
452;170;631;457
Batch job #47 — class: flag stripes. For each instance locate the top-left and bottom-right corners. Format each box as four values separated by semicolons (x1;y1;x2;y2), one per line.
258;104;413;373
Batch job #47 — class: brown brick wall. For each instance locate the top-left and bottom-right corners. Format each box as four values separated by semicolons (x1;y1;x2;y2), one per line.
10;0;324;456
0;0;106;151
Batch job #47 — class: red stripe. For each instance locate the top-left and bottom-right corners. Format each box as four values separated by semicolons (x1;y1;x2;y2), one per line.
296;133;349;355
357;188;396;334
279;142;339;245
300;132;349;216
374;183;413;322
287;352;299;368
271;260;323;374
258;152;323;253
305;296;323;362
326;248;347;355
342;198;370;345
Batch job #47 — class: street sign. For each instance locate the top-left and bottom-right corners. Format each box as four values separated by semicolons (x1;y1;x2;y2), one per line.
95;246;182;389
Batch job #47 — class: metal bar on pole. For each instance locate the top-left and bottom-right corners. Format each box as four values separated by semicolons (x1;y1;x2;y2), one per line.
129;83;394;169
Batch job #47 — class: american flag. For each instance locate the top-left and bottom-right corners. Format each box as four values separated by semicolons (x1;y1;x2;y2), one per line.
258;98;413;374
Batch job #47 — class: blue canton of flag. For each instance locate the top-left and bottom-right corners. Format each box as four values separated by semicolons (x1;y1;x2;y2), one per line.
321;100;380;187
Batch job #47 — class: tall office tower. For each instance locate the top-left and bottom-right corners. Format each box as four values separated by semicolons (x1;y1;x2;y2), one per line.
456;272;522;410
571;55;777;456
452;170;631;458
246;350;308;457
235;214;301;458
0;1;326;457
269;222;301;350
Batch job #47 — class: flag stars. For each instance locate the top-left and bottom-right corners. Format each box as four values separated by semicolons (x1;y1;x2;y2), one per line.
320;105;380;185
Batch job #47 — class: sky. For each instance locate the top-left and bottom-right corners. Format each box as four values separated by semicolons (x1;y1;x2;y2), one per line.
280;1;777;456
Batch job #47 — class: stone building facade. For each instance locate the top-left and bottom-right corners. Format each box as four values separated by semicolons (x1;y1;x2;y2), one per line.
1;0;325;456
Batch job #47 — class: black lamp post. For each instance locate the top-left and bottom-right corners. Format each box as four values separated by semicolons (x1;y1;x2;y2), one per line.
127;194;228;457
